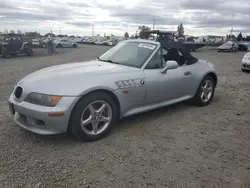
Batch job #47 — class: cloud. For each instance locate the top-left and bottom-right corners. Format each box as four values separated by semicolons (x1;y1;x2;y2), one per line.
180;0;250;16
0;0;250;36
66;21;91;27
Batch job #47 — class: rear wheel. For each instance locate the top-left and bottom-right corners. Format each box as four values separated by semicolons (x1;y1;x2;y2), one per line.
27;49;34;56
70;92;118;141
73;44;77;48
191;75;215;106
42;43;47;48
56;44;62;48
2;48;11;58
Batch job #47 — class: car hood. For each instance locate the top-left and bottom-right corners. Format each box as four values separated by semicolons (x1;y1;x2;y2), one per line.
17;60;141;96
242;52;250;64
218;45;231;49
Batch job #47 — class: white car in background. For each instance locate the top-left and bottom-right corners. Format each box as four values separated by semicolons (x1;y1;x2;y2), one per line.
53;39;78;48
32;39;40;47
242;52;250;71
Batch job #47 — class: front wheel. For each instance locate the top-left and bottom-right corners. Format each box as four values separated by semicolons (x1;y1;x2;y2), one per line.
70;92;118;141
191;75;215;106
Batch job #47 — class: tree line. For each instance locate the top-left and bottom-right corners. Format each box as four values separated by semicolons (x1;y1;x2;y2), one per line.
0;30;78;38
124;23;185;39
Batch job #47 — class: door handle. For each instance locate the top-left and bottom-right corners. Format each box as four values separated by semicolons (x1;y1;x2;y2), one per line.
184;71;191;76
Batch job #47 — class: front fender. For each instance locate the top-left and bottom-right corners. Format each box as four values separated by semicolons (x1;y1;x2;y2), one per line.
78;86;118;97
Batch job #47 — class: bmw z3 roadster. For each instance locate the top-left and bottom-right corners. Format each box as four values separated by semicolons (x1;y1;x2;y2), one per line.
8;39;217;141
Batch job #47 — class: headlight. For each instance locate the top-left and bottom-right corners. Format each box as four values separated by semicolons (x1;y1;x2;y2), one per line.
243;55;250;61
24;93;62;107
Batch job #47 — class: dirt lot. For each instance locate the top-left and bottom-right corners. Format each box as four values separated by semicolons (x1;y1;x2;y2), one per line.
0;45;249;188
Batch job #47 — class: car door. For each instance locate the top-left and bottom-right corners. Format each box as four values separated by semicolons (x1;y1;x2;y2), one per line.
143;47;194;105
60;40;68;47
175;50;197;96
65;40;72;47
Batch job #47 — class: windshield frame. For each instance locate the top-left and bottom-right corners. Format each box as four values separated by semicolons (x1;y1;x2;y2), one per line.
98;41;159;69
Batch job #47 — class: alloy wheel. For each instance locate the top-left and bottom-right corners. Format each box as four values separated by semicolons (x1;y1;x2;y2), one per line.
80;100;112;135
200;80;213;103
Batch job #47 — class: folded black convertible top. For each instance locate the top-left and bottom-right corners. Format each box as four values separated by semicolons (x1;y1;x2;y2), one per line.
159;40;198;62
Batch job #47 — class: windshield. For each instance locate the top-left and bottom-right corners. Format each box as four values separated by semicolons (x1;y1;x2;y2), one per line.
221;42;232;47
98;41;157;68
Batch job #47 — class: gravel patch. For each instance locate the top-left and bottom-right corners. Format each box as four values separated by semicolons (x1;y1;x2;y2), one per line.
0;45;249;188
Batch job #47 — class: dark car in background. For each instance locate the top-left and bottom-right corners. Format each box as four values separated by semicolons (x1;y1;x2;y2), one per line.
238;43;248;51
217;41;238;52
0;34;33;58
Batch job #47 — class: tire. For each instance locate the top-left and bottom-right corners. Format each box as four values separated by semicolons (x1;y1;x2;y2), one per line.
56;44;62;48
2;49;10;58
70;92;118;141
190;75;215;106
27;49;34;56
73;44;77;48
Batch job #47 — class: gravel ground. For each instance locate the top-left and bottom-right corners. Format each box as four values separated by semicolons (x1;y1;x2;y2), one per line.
0;45;250;188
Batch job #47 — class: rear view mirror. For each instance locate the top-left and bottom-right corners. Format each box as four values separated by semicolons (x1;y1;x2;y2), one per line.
161;60;179;74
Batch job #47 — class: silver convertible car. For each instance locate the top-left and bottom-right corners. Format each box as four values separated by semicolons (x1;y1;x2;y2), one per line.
8;39;217;141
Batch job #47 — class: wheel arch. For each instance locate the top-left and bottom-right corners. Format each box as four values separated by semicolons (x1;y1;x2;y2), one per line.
67;88;121;132
193;71;218;96
206;72;218;87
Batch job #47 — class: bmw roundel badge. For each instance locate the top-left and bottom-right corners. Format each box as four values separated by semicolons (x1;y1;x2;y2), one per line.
140;79;145;85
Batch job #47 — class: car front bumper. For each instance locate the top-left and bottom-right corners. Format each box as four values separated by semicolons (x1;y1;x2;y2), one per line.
8;94;79;135
242;62;250;70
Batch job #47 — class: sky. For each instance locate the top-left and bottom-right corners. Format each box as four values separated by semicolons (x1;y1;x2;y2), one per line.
1;0;250;37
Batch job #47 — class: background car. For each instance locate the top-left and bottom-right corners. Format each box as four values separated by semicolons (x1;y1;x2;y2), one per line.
241;52;250;72
0;33;33;58
238;43;248;51
8;39;217;142
53;39;78;48
217;41;238;52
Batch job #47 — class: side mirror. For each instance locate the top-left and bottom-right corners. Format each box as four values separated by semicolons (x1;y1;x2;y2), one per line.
161;60;179;74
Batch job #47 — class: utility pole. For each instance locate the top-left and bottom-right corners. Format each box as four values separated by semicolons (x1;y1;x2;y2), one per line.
92;24;94;37
230;27;233;35
153;16;155;30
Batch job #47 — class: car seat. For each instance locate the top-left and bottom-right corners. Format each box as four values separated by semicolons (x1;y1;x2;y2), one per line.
166;49;180;65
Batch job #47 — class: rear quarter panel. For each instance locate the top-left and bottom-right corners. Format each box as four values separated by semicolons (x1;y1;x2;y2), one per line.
189;60;217;95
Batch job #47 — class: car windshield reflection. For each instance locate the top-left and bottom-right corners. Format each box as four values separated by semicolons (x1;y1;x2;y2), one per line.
98;41;157;68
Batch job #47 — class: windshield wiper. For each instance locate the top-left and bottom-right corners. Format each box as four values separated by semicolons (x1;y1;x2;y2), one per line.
97;57;120;64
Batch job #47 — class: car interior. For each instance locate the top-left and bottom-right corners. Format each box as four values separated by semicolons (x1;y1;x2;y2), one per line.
8;37;23;51
163;48;187;66
145;47;189;69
